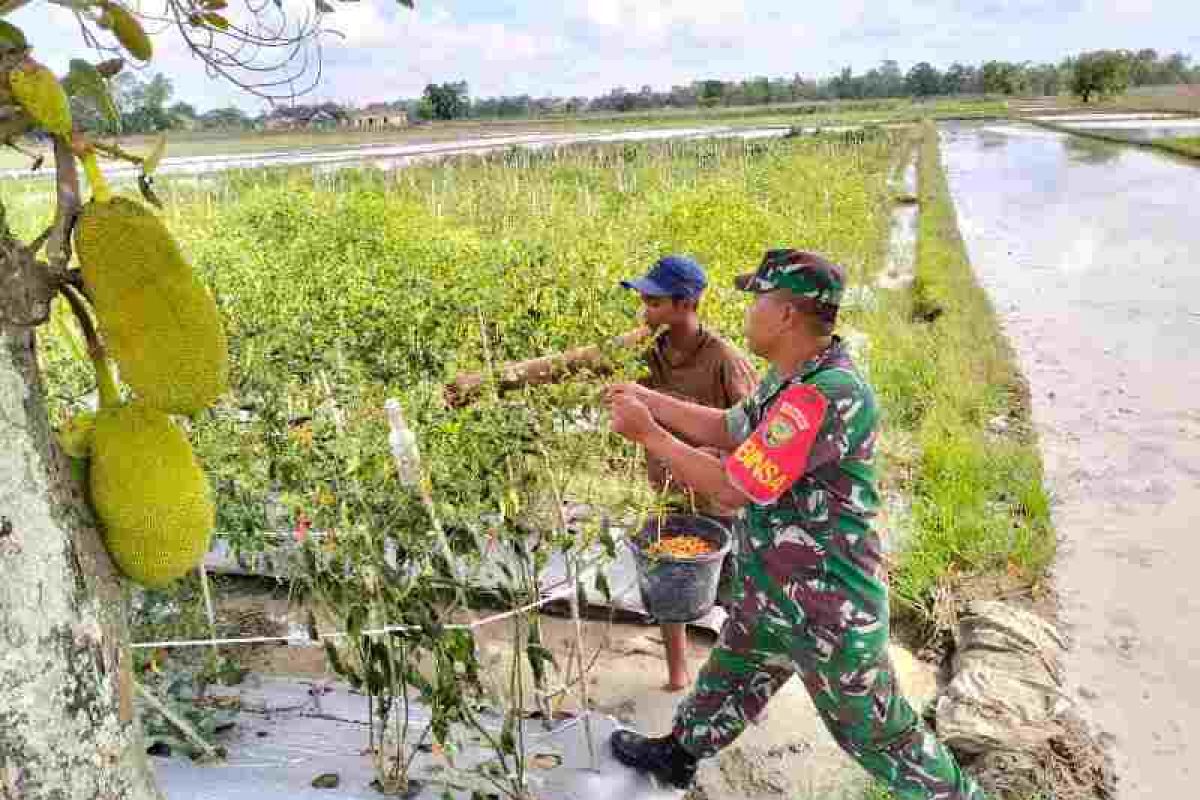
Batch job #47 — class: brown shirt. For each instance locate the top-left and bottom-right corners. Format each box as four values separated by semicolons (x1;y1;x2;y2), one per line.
642;327;758;411
638;327;758;511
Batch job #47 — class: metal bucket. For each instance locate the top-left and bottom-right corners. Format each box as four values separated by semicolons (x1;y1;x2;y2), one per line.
631;514;733;624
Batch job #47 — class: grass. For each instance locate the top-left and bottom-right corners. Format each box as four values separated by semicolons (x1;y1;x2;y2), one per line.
876;123;1055;622
0;96;1007;172
1162;136;1200;157
1009;87;1200;117
1113;84;1200;116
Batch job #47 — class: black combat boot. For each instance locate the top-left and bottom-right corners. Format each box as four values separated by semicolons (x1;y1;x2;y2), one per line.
610;729;698;789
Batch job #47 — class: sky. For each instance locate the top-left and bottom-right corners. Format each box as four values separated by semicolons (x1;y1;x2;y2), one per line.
10;1;1199;113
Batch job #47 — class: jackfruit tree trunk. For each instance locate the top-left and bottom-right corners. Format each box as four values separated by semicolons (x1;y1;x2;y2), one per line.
0;313;161;794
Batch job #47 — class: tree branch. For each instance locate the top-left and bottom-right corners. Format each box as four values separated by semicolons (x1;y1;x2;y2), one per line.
60;282;103;363
91;140;145;167
46;136;81;276
0;207;56;328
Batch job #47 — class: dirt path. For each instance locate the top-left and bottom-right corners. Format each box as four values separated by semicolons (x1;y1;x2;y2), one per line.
940;122;1200;799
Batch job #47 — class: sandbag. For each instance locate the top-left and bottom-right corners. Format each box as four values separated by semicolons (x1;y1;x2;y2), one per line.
936;600;1071;755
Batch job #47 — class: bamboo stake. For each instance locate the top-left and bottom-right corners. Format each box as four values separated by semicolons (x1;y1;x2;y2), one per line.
565;552;597;771
541;454;598;771
134;681;220;761
197;563;221;666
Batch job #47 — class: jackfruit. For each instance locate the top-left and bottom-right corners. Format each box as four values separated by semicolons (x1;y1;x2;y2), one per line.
57;411;97;458
57;411;96;487
104;3;153;62
7;58;71;137
90;404;213;588
74;197;229;415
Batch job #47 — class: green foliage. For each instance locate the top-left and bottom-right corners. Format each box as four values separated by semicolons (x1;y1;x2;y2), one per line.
1164;136;1200;158
981;61;1028;95
0;19;28;52
905;63;943;97
137;662;241;761
884;126;1054;619
104;72;177;134
130;577;248;760
112;136;894;544
1070;50;1133;103
62;59;120;126
421;81;471;120
102;1;153;62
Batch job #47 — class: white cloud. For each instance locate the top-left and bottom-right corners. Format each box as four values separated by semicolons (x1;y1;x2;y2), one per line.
318;2;406;49
573;0;748;48
4;0;1197;112
581;0;746;29
311;5;568;103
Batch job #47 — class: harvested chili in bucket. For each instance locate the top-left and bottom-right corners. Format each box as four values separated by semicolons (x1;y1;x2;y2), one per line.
633;515;732;623
645;535;716;558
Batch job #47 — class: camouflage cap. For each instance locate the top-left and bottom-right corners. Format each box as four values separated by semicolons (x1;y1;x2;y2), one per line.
734;249;846;306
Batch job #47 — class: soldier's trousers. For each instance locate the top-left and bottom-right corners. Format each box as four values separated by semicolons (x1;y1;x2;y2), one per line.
672;540;986;800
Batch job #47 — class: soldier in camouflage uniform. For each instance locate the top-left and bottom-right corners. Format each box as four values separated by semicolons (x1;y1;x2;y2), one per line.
604;249;986;799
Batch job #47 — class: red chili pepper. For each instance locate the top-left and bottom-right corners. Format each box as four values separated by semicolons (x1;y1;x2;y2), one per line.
294;512;310;543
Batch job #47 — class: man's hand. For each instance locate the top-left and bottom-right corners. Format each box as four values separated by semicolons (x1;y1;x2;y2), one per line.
604;381;648;405
606;390;658;443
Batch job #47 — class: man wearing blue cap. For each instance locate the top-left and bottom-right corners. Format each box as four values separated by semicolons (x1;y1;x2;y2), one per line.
621;254;758;691
445;254;757;691
604;249;986;799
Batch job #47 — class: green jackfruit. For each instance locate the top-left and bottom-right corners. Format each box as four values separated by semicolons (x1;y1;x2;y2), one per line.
90;404;213;588
57;411;96;487
7;58;71;137
57;411;97;458
74;197;229;415
105;3;153;62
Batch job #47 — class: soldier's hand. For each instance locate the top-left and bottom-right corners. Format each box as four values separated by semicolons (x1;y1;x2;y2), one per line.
606;391;656;443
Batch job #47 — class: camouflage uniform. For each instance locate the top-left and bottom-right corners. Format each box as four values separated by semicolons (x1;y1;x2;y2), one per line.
671;251;986;800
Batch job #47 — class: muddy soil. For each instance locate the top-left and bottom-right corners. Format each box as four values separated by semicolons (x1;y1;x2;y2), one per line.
940;121;1200;799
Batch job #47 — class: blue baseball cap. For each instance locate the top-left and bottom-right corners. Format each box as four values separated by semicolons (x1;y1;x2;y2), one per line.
620;255;708;298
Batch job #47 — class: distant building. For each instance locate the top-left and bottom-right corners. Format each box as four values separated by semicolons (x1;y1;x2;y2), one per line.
263;116;300;132
306;109;342;131
346;104;409;131
263;105;347;132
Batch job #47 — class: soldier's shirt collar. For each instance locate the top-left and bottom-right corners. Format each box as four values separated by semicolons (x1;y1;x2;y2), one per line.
766;336;843;390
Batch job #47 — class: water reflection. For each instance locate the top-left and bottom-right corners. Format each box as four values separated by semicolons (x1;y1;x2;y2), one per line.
938;119;1200;799
978;128;1009;149
1060;117;1200;142
1061;134;1122;166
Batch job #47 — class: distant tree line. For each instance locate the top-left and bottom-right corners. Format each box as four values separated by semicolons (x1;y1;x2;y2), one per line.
76;48;1200;134
443;49;1199;120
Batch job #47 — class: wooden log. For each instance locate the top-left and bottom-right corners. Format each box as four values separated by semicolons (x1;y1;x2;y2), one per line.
445;326;651;407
